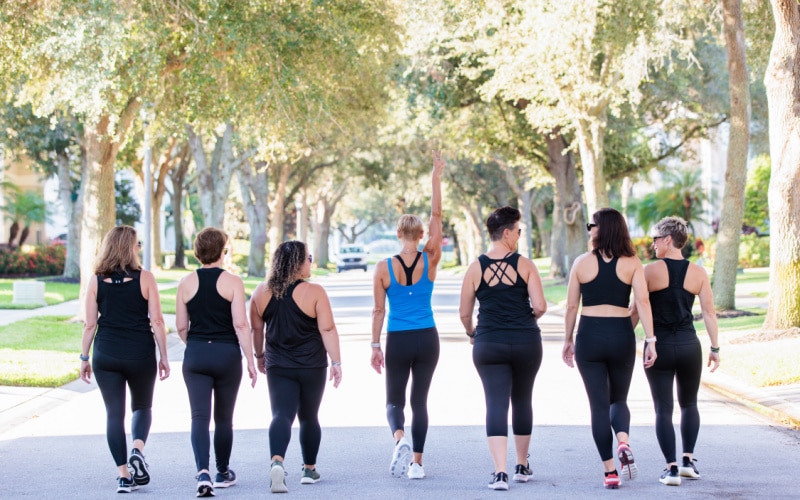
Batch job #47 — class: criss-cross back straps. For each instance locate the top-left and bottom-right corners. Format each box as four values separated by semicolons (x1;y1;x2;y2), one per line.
483;253;516;287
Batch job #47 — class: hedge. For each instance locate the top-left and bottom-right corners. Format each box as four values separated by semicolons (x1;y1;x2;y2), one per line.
0;245;66;277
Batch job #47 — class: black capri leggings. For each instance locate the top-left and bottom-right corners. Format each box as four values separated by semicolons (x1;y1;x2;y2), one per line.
182;341;243;473
472;340;543;437
267;366;327;465
574;316;636;462
644;338;702;464
385;327;440;453
92;347;157;467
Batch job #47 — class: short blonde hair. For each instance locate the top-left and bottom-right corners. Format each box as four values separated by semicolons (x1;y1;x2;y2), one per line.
397;214;423;241
652;216;689;249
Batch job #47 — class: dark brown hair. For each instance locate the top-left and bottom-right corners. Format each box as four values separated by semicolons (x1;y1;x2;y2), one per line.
486;206;521;241
590;208;635;258
267;240;308;299
194;227;228;265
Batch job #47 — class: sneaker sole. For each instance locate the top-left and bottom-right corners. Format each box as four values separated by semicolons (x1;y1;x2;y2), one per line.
390;443;412;478
513;474;531;483
213;480;237;488
270;466;288;493
300;476;320;484
128;455;151;485
488;482;509;490
679;467;701;479
660;476;681;486
618;447;638;480
197;481;216;497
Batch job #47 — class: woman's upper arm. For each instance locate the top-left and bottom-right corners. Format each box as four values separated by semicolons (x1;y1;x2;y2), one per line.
372;261;388;308
229;275;249;328
142;270;164;319
249;283;266;331
84;277;99;324
314;285;336;332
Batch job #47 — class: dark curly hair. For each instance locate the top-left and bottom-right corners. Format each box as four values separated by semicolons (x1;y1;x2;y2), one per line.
267;240;308;299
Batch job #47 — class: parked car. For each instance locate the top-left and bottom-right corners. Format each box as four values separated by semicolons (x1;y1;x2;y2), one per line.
334;245;369;272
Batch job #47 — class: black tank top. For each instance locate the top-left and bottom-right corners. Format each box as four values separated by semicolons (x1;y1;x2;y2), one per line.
186;268;238;344
95;270;155;359
474;253;541;344
649;258;697;342
262;280;328;369
580;254;631;308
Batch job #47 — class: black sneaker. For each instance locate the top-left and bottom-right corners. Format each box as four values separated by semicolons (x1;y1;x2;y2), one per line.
659;465;681;486
117;476;139;494
214;468;237;488
128;448;150;486
196;472;215;497
679;457;701;479
513;463;533;483
488;471;509;490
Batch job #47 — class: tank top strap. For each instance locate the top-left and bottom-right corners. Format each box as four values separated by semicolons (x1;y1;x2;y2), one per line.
393;252;422;285
666;259;690;289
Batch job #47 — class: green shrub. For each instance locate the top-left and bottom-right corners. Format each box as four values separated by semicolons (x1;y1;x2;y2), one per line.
739;234;769;268
0;245;65;277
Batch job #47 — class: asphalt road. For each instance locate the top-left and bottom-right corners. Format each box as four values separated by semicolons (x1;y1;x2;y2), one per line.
1;271;798;498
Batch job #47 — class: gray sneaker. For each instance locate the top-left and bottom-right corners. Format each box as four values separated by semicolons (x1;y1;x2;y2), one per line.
270;460;288;493
679;457;701;479
300;466;320;484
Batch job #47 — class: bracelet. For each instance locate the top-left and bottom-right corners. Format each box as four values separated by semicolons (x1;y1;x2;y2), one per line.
644;337;657;344
466;329;475;338
79;354;90;362
254;352;265;359
331;361;342;367
710;346;720;353
370;342;382;348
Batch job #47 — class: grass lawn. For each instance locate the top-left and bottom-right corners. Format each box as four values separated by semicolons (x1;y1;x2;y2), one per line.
0;316;82;387
0;278;80;309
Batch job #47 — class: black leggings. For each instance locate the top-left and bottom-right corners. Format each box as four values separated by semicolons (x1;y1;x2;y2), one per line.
92;348;156;467
182;341;243;473
472;341;543;437
574;316;636;461
385;327;440;453
644;339;702;463
267;366;327;465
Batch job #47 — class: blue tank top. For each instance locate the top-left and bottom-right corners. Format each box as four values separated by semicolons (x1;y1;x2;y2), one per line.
95;270;155;360
649;258;697;343
474;253;541;344
580;254;631;308
186;267;238;344
262;280;328;369
386;252;435;332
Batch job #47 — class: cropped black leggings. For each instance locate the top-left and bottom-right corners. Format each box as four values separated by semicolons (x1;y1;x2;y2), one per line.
385;327;440;453
182;341;243;473
472;341;543;437
92;348;156;467
574;316;636;462
267;366;327;465
644;338;702;464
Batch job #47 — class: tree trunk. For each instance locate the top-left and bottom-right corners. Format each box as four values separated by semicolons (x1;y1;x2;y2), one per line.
764;0;800;330
575;116;609;215
268;163;291;252
312;183;346;267
238;160;269;277
545;131;587;278
57;151;81;278
517;189;533;259
18;226;30;247
7;221;19;248
169;147;191;269
149;142;175;269
187;123;247;229
713;0;752;310
459;204;486;264
78;101;140;320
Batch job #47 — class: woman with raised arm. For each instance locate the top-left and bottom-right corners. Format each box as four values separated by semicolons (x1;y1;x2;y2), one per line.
80;225;170;493
250;241;342;493
370;150;444;480
632;216;720;486
459;206;547;491
562;208;656;490
175;227;257;497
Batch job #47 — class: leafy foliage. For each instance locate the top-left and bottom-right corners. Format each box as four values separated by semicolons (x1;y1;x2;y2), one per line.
743;155;770;234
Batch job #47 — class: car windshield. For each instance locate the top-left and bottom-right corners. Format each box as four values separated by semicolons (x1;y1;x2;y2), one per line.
341;247;362;254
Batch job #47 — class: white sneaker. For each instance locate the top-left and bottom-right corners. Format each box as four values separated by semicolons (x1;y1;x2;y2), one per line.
389;437;412;478
270;460;288;493
407;462;425;479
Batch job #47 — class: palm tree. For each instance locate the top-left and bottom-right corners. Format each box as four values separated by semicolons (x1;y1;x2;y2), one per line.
630;168;710;233
2;189;47;248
